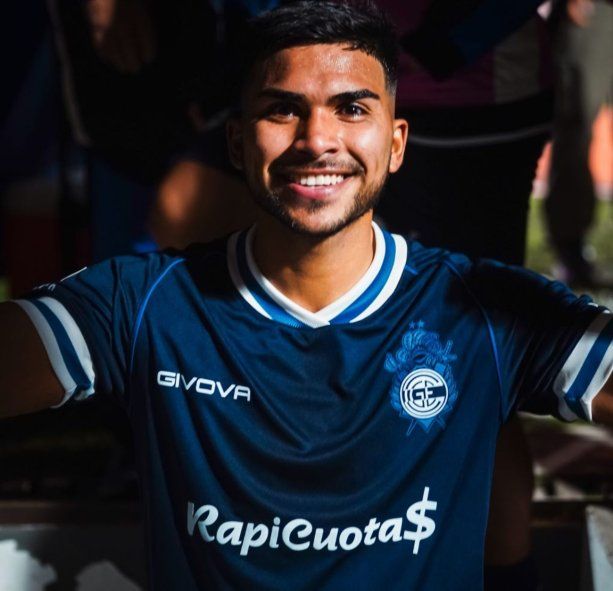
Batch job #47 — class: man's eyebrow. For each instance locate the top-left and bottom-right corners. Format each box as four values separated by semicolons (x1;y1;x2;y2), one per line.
332;89;380;103
255;88;381;103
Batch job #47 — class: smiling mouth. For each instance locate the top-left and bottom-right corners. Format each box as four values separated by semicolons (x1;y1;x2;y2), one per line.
293;173;346;187
274;170;356;188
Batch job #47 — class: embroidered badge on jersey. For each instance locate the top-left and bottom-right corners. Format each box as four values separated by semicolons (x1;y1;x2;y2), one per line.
385;321;458;436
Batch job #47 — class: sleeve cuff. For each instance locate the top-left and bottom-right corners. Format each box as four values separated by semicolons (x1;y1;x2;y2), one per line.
553;311;613;421
13;297;96;407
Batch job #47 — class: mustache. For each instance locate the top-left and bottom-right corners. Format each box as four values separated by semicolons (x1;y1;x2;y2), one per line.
270;159;364;176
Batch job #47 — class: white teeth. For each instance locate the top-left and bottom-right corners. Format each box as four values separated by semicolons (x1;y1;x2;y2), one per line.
298;174;345;186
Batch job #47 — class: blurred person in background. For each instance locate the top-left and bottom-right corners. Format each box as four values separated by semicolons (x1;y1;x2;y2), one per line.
376;0;553;263
544;0;613;287
56;0;279;253
148;0;279;248
50;0;255;259
52;0;219;184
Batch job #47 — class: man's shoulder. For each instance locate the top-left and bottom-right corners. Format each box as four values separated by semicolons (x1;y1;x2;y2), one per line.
26;237;231;305
115;237;229;280
404;238;472;279
401;238;568;309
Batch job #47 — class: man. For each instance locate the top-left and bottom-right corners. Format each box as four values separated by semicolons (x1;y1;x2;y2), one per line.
1;2;612;589
149;4;553;585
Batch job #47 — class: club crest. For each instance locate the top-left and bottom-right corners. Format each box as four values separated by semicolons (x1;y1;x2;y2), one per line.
385;321;458;436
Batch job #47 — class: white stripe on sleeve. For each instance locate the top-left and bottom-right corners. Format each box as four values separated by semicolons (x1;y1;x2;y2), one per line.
553;311;613;421
14;298;95;407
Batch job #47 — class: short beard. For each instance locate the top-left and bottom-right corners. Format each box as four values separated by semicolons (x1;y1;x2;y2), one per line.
250;173;388;239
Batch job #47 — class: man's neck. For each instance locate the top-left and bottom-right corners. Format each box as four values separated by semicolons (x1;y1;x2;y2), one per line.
252;214;376;313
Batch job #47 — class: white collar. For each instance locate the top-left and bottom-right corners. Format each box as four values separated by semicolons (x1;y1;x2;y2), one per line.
227;222;408;328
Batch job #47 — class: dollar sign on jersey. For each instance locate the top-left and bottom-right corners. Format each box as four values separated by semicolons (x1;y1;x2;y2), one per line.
404;486;438;555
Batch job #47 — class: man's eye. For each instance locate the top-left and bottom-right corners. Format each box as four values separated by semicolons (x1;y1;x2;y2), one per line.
267;103;297;119
339;103;366;118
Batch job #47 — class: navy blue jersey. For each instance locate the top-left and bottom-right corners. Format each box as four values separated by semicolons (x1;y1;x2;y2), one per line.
17;224;613;590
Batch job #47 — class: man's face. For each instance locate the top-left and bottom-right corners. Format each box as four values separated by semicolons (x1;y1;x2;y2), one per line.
228;44;408;237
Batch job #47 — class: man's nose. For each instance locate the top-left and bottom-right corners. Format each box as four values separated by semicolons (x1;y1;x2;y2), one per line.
293;109;341;156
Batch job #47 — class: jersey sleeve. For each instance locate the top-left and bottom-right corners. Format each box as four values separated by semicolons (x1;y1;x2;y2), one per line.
13;253;180;407
458;258;613;422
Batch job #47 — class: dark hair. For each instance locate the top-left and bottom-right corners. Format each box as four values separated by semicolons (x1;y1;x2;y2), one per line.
238;0;398;93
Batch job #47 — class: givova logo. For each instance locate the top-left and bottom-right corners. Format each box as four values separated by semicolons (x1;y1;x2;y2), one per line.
187;487;437;557
157;371;251;401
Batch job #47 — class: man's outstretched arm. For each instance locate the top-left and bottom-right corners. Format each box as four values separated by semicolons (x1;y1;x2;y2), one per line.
593;374;613;425
0;302;64;418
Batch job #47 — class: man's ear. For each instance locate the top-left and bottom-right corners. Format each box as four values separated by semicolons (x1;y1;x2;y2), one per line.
226;117;244;171
388;118;409;174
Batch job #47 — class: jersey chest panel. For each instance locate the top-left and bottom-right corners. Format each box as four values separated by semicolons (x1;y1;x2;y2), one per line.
128;272;502;590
